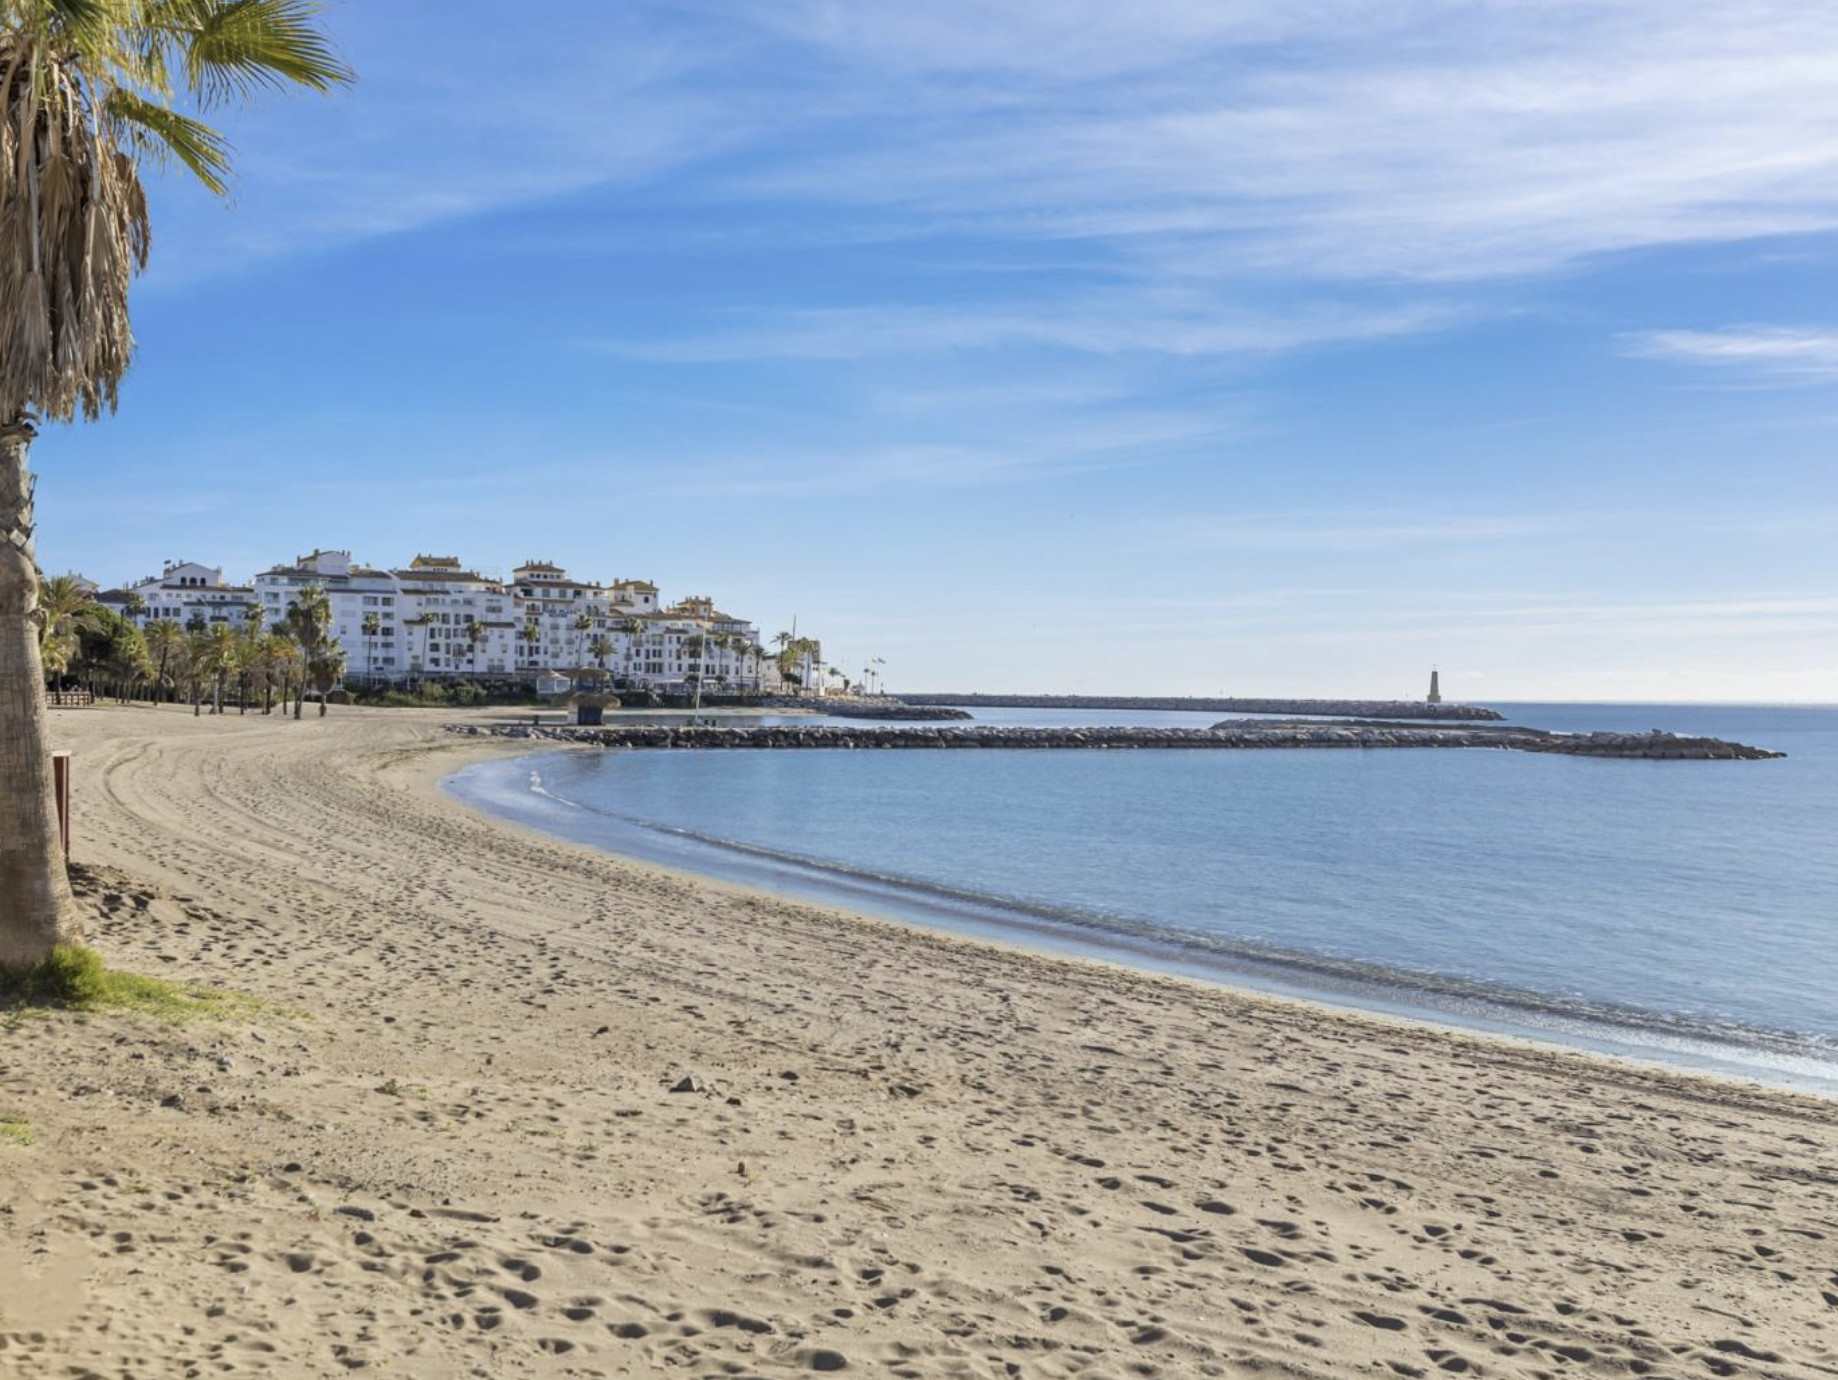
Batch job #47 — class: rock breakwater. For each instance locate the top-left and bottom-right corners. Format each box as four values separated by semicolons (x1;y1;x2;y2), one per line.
755;697;972;720
448;723;1782;758
1520;731;1784;760
894;693;1504;721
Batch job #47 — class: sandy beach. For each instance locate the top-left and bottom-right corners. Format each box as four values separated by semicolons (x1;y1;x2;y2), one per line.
3;703;1835;1379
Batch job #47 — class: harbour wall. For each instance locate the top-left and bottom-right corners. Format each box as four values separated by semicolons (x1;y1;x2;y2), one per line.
891;694;1505;721
448;723;1782;759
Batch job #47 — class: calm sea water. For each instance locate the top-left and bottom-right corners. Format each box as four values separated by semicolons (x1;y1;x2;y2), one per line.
446;703;1838;1094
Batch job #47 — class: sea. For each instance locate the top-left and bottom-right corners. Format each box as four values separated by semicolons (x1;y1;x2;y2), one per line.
444;703;1838;1096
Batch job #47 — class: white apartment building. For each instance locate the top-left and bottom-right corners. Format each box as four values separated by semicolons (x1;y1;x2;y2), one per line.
511;561;614;674
627;596;770;694
113;561;259;631
390;555;518;679
253;550;518;680
506;563;771;695
109;548;790;695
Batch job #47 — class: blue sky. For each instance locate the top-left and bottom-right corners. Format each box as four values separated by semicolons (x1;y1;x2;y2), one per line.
37;0;1838;701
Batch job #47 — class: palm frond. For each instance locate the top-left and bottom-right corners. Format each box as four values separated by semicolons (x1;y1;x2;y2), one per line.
103;87;227;193
0;0;342;423
174;0;348;105
43;0;120;35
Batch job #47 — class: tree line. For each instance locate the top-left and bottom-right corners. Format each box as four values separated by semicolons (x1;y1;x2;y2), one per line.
39;576;343;719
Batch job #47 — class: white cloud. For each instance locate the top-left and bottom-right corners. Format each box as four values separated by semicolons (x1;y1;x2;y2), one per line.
1622;327;1838;381
596;297;1465;362
660;410;1224;497
142;3;777;282
726;2;1838;281
1135;512;1557;553
142;1;1838;295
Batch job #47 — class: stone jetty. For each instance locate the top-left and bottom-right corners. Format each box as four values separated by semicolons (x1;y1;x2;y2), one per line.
756;697;972;720
893;693;1504;721
1518;730;1785;760
448;722;1782;758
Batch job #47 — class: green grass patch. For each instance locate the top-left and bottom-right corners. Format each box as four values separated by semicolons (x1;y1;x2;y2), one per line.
1;945;268;1023
0;1119;33;1147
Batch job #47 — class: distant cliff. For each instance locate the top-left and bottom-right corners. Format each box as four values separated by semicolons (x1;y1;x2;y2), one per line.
892;693;1505;722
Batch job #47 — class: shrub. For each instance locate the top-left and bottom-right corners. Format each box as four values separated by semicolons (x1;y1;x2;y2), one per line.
16;944;108;1005
1;944;265;1022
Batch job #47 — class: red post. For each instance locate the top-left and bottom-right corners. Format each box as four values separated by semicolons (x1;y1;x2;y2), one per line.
51;751;70;860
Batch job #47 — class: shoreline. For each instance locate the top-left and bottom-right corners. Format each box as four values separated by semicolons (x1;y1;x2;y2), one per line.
6;703;1835;1377
443;743;1837;1098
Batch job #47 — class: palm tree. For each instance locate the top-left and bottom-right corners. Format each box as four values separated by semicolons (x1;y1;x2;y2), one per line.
236;604;264;711
206;622;237;714
402;612;431;688
712;632;734;691
424;615;441;683
244;624;275;712
572;611;592;669
0;1;347;970
100;616;150;702
36;574;101;674
776;636;818;694
262;632;298;715
620;616;642;685
182;626;211;716
465;617;486;678
308;641;345;717
684;632;708;710
588;634;614;685
284;584;332;719
361;611;380;683
144;617;182;703
40;620;74;681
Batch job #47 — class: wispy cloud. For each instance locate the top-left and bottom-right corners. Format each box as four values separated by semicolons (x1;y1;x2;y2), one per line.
717;1;1838;282
1134;512;1560;553
143;4;777;282
595;298;1465;363
145;1;1838;297
1621;326;1838;382
660;410;1225;497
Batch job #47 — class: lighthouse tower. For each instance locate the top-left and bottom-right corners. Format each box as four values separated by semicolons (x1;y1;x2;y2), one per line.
1427;667;1442;704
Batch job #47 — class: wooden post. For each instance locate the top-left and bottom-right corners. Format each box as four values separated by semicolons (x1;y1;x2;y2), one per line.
51;751;70;860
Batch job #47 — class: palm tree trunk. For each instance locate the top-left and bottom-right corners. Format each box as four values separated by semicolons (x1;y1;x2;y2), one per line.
0;424;81;970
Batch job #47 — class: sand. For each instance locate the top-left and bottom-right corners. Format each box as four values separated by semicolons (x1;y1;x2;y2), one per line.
2;702;1835;1379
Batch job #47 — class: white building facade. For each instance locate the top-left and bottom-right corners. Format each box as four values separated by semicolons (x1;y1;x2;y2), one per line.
113;561;259;632
123;548;796;696
253;551;518;681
